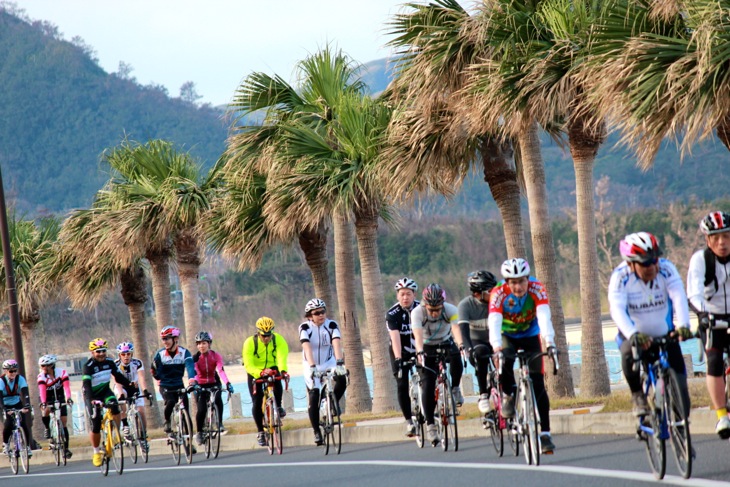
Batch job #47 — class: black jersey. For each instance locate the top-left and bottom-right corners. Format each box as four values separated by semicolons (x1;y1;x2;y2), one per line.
386;300;419;355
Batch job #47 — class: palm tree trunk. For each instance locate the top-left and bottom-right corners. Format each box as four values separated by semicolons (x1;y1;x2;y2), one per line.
298;221;332;306
20;316;42;442
146;243;173;338
120;265;162;428
480;136;526;258
518;120;574;397
174;230;202;347
333;213;372;413
354;207;398;413
569;119;611;397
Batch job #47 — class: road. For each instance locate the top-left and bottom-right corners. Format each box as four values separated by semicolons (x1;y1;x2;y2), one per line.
2;434;729;486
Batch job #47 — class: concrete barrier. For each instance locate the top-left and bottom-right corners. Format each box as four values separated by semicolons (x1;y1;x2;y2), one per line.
461;374;475;396
229;392;243;418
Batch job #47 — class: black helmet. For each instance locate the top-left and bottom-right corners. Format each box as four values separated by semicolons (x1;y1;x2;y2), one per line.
468;270;497;293
422;283;446;307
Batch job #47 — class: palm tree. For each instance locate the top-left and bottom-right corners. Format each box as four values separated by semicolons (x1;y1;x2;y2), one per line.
265;91;398;412
385;0;527;259
0;215;61;439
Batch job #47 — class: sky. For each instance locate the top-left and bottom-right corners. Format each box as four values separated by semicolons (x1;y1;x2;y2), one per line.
11;0;409;106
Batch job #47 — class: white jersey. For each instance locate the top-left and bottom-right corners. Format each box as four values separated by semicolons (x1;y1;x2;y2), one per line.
687;249;730;315
299;318;341;389
608;258;691;339
114;358;144;383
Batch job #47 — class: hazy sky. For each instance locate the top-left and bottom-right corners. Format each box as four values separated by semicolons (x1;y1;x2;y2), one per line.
11;0;408;106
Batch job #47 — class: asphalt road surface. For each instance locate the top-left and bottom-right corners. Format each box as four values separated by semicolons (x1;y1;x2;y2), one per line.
2;434;729;486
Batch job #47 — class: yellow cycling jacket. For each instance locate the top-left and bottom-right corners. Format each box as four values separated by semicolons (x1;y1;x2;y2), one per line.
242;332;289;377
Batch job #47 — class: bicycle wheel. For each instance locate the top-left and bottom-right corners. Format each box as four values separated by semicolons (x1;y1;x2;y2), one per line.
443;384;458;452
135;415;149;463
271;396;283;455
524;382;540;466
99;425;109;476
411;377;425;448
415;414;425;448
170;410;181;465
53;419;62;466
17;427;29;474
265;399;274;455
666;369;692;479
644;381;667;479
128;416;139;464
507;418;520;455
8;432;18;474
322;395;331;456
487;410;504;457
329;392;342;454
208;405;221;459
435;383;445;449
517;386;532;465
108;420;124;475
58;419;68;467
180;409;194;464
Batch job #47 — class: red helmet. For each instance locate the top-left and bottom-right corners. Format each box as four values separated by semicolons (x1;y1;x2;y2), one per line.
619;232;662;264
700;211;730;236
160;326;181;339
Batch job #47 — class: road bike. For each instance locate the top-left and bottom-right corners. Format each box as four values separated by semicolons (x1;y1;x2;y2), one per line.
4;408;30;474
506;348;558;466
313;368;343;455
403;357;425;448
167;387;195;465
255;372;289;455
92;401;124;476
43;400;70;466
123;391;151;464
198;385;231;459
470;346;512;458
420;346;459;452
632;334;693;480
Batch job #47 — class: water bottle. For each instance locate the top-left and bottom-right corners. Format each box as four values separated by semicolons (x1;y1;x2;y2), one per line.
410;378;419;413
319;399;328;421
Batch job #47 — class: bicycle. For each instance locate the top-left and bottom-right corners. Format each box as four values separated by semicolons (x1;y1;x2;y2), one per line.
419;346;459;452
92;401;124;476
198;385;232;459
124;391;151;464
505;347;558;466
470;346;510;458
255;371;289;455
167;387;195;465
313;368;342;455
632;334;693;480
403;357;425;448
43;400;70;466
4;408;30;474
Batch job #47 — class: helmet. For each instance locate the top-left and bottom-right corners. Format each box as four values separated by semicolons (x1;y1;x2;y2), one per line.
38;354;57;367
468;270;497;293
160;326;181;339
194;331;213;343
501;258;530;279
422;283;446;307
304;298;326;314
2;359;18;370
255;317;275;335
88;338;108;352
700;211;730;236
116;341;134;353
394;277;418;292
619;232;663;263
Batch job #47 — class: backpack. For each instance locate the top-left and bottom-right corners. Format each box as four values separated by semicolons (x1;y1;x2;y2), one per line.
252;333;277;360
1;375;20;397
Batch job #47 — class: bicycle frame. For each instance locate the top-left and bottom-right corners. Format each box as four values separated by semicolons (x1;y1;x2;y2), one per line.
6;408;29;474
636;345;671;442
313;368;342;455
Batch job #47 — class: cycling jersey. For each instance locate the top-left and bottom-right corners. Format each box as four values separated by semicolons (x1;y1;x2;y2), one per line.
242;332;289;377
194;349;231;385
114;358;144;384
488;277;555;348
82;357;131;405
687;249;730;315
457;295;490;349
151;346;196;389
0;374;29;408
410;302;458;345
608;258;690;340
386;300;419;354
37;368;72;404
299;319;341;369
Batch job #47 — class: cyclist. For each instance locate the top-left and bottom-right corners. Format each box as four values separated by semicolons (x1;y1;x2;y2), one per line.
193;330;235;445
82;338;132;467
112;342;150;446
150;326;198;442
608;233;693;418
242;317;289;447
458;270;498;414
412;283;465;446
386;277;420;437
687;212;730;438
299;298;347;446
488;258;557;454
37;354;73;458
0;359;32;458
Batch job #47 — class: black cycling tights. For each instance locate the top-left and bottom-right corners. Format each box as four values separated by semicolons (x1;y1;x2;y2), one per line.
246;374;283;432
307;375;347;432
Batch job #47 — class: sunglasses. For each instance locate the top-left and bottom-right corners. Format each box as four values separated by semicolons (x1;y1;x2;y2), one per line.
161;337;174;341
259;333;273;338
6;370;18;374
426;307;443;313
94;349;107;354
119;352;132;356
311;310;326;316
637;258;658;267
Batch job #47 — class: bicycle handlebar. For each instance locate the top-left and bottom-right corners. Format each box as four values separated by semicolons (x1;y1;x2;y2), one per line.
630;333;681;373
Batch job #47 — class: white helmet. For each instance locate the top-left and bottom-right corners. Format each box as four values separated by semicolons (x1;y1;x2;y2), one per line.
501;258;530;279
394;277;418;291
39;354;57;367
304;298;326;314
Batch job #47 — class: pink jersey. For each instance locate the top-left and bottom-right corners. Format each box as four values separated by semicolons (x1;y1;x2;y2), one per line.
194;350;230;385
37;368;72;404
